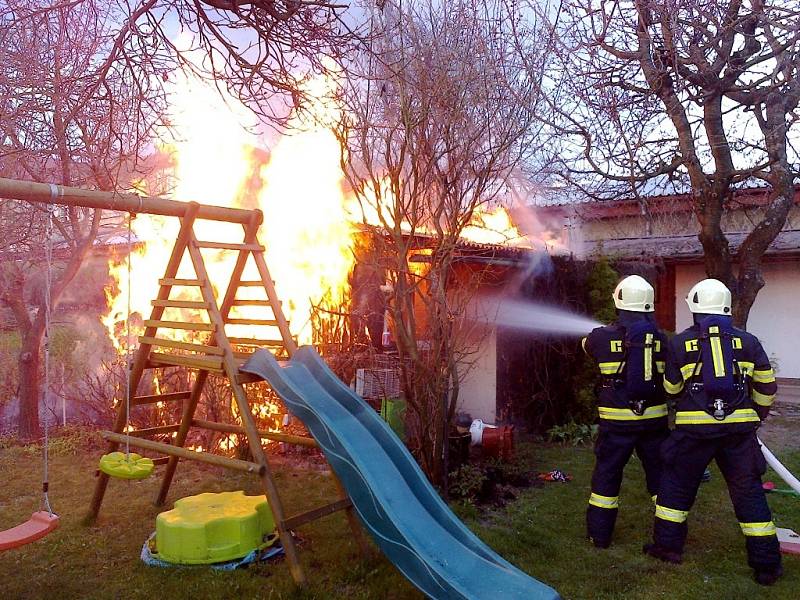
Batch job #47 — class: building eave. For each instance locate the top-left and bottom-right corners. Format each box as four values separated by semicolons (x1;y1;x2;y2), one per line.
582;229;800;261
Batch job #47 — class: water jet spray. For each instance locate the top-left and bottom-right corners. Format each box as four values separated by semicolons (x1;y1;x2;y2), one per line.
476;296;602;336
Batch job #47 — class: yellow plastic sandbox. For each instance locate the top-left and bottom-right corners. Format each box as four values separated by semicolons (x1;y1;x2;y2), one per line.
155;491;276;564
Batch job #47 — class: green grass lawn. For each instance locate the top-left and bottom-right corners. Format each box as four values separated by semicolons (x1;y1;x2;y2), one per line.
1;427;798;600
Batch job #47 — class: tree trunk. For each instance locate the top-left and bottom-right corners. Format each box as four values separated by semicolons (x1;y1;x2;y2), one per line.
431;397;445;487
733;185;795;327
732;89;797;327
695;190;736;290
17;335;43;440
731;272;763;329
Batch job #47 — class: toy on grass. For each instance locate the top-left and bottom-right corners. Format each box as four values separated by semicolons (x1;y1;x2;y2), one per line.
150;491;276;565
777;529;800;555
762;481;800;496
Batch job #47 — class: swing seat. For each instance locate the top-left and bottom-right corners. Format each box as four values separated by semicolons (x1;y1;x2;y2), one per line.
0;511;60;551
99;451;155;480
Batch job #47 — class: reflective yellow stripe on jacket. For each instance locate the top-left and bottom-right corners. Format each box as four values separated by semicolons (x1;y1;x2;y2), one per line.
752;389;776;407
674;408;760;425
738;361;755;377
599;361;624;375
599;360;663;376
680;361;771;381
598;404;668;421
664;379;683;395
644;333;654;381
752;368;776;384
680;363;700;380
708;326;726;377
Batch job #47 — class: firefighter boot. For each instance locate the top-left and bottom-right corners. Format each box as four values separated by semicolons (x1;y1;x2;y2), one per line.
754;565;783;586
642;543;682;564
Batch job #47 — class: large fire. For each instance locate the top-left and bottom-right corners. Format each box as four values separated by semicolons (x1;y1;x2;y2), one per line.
257;75;355;345
104;72;536;349
104;72;357;350
102;69;544;447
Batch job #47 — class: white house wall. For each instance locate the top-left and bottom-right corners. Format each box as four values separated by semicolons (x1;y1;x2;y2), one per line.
675;262;800;379
456;327;498;423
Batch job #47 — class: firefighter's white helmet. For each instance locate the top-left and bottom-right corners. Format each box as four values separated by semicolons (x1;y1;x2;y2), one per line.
612;275;655;313
685;278;732;315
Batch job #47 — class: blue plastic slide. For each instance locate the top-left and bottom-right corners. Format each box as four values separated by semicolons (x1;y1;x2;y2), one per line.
241;347;560;600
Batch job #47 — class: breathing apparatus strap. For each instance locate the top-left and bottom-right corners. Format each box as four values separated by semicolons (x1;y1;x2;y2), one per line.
607;327;657;416
687;326;748;421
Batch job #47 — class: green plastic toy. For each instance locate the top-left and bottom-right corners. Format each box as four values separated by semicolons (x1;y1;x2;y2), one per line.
154;491;276;565
98;451;154;480
381;397;406;440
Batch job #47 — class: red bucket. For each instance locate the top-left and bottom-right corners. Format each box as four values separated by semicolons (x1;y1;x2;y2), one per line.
481;425;514;461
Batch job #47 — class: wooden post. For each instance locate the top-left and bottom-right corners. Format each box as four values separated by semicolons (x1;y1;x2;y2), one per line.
185;229;307;585
191;418;318;447
102;432;265;474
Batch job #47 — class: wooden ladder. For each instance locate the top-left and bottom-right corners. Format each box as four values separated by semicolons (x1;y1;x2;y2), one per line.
87;204;368;585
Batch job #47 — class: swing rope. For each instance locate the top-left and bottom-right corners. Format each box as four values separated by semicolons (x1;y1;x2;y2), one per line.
125;211;132;458
42;203;54;516
97;211;152;480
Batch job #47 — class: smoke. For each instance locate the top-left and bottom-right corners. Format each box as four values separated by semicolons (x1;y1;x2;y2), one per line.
476;296;601;337
502;183;575;256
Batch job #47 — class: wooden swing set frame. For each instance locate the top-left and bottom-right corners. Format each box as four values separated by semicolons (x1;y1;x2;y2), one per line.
0;177;368;583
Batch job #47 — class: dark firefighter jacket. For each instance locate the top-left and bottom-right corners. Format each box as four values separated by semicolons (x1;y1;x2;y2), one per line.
663;322;777;436
582;322;669;431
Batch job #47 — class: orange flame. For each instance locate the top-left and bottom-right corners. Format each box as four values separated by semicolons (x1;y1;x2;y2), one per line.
257;76;355;345
103;71;557;362
461;206;533;248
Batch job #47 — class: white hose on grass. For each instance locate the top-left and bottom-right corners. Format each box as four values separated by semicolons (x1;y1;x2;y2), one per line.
758;436;800;495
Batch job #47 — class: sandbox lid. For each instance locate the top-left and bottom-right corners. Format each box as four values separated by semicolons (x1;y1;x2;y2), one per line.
155;491;275;565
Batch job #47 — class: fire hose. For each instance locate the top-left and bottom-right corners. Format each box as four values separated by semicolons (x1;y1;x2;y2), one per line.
758;436;800;495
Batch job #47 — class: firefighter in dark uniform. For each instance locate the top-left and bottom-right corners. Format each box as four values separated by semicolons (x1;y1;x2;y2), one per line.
582;275;670;548
644;278;782;585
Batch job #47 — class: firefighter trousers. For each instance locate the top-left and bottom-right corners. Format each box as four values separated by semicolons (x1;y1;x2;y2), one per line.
652;429;781;572
587;426;668;546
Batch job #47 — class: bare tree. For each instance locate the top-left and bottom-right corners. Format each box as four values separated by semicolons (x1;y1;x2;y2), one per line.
336;0;543;484
92;0;361;127
536;0;800;326
0;0;164;438
0;0;357;439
